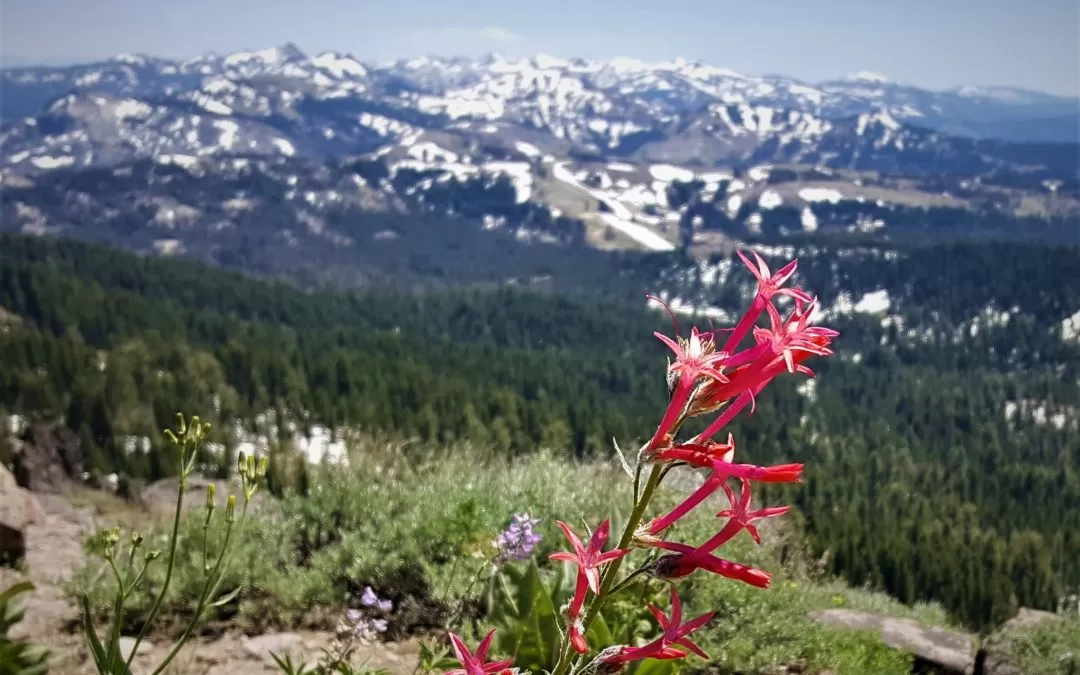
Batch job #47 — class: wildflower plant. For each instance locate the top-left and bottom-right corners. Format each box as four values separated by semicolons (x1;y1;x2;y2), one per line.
80;413;267;675
445;251;838;675
272;586;394;675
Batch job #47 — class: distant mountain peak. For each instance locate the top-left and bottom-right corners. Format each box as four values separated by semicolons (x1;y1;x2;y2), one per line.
222;43;306;68
844;71;891;85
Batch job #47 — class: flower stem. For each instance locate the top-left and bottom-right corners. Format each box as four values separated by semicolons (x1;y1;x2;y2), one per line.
150;500;249;675
123;474;186;671
551;463;664;675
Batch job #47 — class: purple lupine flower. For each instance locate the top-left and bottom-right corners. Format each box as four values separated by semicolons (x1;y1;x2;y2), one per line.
495;512;543;563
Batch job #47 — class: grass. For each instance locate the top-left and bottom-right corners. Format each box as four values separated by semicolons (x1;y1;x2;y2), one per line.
988;609;1080;675
70;435;956;674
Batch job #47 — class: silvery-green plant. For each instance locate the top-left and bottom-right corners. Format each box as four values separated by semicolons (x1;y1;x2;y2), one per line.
80;413;267;674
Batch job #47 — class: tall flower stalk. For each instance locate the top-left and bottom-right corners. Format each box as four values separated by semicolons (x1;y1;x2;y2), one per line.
80;413;267;675
446;250;837;675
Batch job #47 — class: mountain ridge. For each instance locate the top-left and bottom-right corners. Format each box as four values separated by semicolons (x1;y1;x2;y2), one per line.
2;43;1078;265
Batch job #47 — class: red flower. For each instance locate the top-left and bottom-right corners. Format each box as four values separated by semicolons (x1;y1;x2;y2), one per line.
600;587;715;664
549;519;632;653
646;296;730;451
691;300;837;444
549;519;631;596
646;438;802;536
446;629;514;675
719;251;812;355
714;478;791;546
649;550;773;588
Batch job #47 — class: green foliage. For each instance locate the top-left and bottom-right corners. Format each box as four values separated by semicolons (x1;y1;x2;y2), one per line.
416;638;461;673
4;233;1079;630
76;438;939;674
989;611;1080;675
483;557;676;674
270;643;393;675
0;581;52;675
484;558;621;672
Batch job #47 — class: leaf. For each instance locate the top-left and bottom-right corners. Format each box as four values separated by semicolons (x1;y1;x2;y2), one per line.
586;612;614;649
0;581;33;634
488;561;566;673
209;585;243;608
80;595;110;673
631;658;681;675
0;581;34;607
104;591;127;673
612;438;635;479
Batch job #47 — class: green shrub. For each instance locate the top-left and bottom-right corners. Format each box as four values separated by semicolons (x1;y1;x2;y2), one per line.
73;435;954;673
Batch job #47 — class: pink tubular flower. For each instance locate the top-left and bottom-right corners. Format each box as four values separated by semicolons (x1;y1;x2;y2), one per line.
648;549;773;588
599;587;715;664
715;478;791;546
549;520;631;596
646;296;729;451
720;251;812;355
651;478;790;551
639;481;787;590
446;629;514;675
646;437;802;536
549;520;632;653
690;301;838;444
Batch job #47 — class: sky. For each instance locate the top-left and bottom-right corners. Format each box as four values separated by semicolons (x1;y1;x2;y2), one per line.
1;0;1078;96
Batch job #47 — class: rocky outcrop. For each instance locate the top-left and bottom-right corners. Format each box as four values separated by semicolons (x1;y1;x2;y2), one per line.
975;607;1067;675
11;423;85;493
810;608;975;674
0;465;45;565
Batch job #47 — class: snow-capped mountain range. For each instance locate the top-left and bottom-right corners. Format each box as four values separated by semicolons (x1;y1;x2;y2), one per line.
1;44;1078;263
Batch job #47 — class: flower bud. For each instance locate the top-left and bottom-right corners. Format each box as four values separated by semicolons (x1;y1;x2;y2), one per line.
130;531;144;549
225;494;237;523
145;549;162;562
206;483;216;510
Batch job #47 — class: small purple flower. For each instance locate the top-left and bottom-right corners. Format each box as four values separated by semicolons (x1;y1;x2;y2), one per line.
338;604;390;643
495;512;543;563
377;598;393;612
360;586;379;607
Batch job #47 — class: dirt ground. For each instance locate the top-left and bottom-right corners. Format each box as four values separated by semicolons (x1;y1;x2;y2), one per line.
0;492;422;675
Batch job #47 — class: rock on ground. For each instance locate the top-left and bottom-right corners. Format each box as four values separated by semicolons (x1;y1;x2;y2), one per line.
0;464;46;564
810;608;975;674
975;607;1067;675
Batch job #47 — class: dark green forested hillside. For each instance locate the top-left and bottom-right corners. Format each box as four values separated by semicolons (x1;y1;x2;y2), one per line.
1;233;1078;632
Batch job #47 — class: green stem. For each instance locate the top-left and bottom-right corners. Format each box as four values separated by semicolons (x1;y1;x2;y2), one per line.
445;556;496;632
551;463;665;675
439;556;462;606
150;502;249;675
123;475;187;671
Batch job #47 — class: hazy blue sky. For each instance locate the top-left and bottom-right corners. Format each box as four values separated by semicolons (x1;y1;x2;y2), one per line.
2;0;1078;95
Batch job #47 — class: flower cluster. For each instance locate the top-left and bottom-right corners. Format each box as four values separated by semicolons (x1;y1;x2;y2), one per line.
494;512;543;563
337;586;393;644
445;251;837;675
